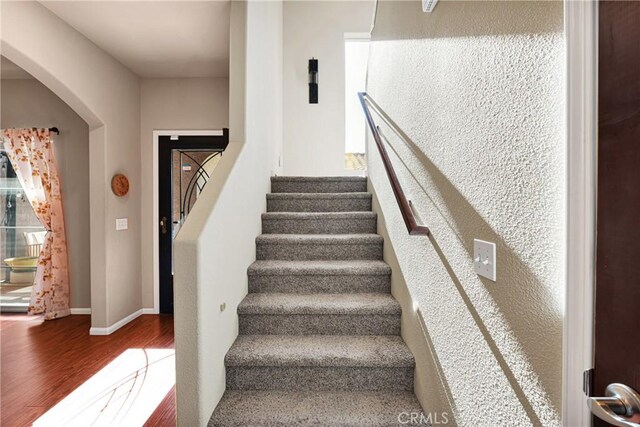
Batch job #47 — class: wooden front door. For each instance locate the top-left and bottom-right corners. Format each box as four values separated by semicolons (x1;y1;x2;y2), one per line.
591;1;640;425
157;131;228;314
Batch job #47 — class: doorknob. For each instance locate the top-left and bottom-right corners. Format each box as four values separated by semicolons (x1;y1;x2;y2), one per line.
160;216;167;235
588;383;640;427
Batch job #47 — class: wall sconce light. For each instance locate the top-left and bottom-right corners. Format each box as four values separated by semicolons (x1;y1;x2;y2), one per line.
308;58;318;104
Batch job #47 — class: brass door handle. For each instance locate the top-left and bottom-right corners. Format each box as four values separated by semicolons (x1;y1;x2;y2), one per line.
160;216;167;234
588;383;640;427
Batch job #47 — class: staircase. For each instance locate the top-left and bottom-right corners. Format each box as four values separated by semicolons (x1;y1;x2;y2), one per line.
210;176;423;426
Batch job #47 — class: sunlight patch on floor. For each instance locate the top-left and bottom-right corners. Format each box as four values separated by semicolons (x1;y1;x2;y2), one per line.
0;283;32;312
33;348;175;427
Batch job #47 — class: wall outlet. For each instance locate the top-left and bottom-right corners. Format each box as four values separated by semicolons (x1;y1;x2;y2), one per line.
474;239;496;281
115;218;128;231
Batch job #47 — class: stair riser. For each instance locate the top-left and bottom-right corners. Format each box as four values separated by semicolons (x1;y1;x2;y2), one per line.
226;367;414;391
267;198;371;213
248;274;390;294
239;314;401;335
262;218;376;234
271;181;367;194
209;391;424;427
256;243;383;261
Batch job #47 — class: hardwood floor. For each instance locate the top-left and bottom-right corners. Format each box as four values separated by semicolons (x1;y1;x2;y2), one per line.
0;313;175;427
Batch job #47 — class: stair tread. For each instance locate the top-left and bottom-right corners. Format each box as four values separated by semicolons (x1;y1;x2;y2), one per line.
213;175;422;423
262;211;376;219
271;176;367;182
267;192;371;199
239;293;400;315
248;260;391;276
256;234;383;244
210;390;422;427
226;335;414;367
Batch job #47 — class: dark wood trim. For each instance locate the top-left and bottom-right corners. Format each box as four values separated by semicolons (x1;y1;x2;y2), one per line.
593;3;640;422
358;92;430;236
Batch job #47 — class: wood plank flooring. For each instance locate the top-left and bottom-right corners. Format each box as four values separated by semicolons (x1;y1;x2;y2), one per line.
0;313;175;427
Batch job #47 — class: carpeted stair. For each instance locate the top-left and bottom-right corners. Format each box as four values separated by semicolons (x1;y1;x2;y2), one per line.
210;176;423;426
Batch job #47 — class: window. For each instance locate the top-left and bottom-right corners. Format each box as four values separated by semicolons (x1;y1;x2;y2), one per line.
344;35;370;171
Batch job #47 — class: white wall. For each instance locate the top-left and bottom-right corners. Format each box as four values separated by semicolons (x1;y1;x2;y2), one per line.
140;78;229;309
366;1;565;426
282;1;374;176
1;77;91;309
1;1;141;329
174;1;282;425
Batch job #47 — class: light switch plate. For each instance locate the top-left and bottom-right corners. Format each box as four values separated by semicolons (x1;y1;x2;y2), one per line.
422;0;439;12
474;239;496;281
116;218;128;231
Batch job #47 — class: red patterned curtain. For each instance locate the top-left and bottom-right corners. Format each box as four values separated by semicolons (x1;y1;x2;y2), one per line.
2;129;70;319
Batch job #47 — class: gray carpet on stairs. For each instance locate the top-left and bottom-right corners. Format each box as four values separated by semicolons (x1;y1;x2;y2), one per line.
270;176;368;193
262;211;377;234
209;176;423;426
267;192;372;212
247;260;392;294
210;391;423;427
238;293;401;335
256;234;384;261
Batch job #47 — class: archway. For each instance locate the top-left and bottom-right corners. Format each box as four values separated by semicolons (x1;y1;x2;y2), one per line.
1;43;108;328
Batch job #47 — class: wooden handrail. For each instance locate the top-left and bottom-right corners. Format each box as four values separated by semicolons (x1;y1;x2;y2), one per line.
358;92;430;236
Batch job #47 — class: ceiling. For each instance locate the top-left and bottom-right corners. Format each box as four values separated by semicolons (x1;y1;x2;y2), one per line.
1;57;34;79
41;1;230;79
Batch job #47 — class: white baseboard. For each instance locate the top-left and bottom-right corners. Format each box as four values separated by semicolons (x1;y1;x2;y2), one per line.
90;309;143;336
70;308;91;315
142;308;157;314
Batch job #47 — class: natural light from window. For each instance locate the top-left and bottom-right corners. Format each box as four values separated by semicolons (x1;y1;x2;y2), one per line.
344;36;370;171
33;348;175;427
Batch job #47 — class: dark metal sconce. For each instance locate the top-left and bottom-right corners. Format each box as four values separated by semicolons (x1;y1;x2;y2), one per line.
308;58;318;104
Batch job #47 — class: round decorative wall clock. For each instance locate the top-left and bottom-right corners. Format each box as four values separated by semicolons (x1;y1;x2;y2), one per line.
111;174;129;197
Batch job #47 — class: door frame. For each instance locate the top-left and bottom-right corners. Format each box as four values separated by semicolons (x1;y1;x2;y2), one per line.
564;0;598;425
151;130;225;314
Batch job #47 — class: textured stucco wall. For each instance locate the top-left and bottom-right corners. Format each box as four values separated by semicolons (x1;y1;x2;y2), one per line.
367;1;565;426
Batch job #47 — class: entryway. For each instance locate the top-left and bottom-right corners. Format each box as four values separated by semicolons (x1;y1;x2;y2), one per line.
157;130;229;314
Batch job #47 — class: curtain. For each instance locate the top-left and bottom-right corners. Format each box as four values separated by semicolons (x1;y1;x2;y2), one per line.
2;129;70;319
